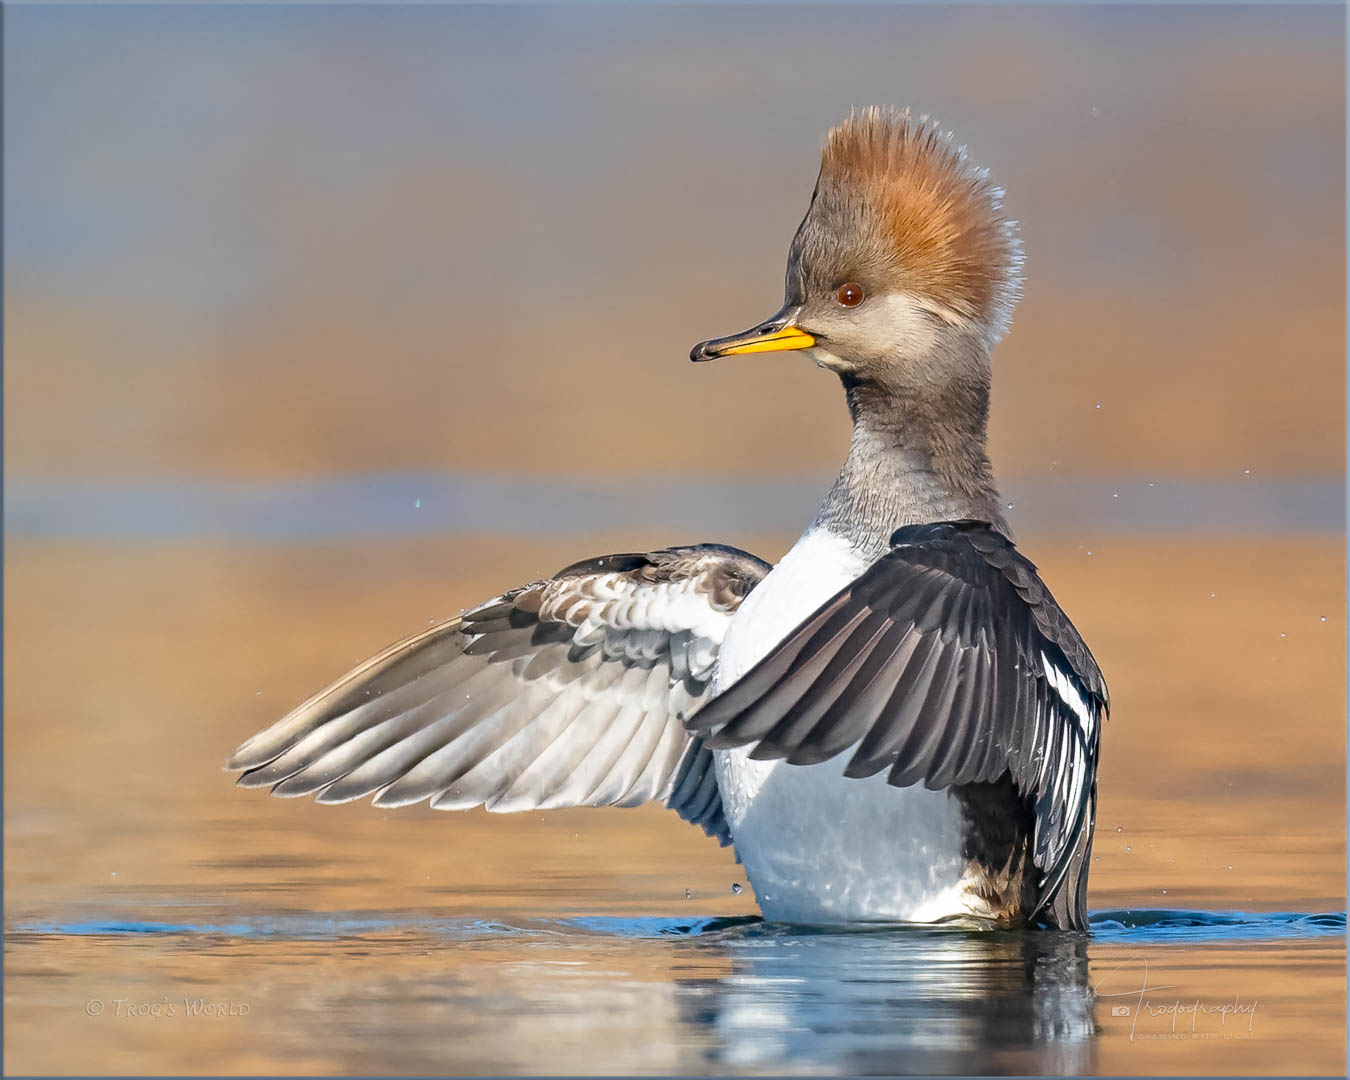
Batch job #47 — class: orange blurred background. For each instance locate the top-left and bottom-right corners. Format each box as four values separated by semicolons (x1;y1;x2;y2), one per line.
5;4;1344;484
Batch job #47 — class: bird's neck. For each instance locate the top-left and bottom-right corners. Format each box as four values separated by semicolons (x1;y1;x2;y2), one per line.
813;371;1006;560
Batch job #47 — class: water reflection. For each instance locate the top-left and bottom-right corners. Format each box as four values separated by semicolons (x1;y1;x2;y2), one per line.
7;909;1343;1074
673;925;1097;1074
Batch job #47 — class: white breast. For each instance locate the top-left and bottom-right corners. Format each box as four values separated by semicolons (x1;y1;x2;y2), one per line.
709;526;977;924
713;527;867;693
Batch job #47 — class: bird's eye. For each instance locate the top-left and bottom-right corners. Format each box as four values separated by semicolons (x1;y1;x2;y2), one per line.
836;282;865;308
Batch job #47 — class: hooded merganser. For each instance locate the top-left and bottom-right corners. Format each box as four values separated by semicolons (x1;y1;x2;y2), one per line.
228;107;1108;930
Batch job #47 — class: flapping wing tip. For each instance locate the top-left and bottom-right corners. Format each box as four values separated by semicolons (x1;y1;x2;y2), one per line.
234;768;277;790
223;742;261;773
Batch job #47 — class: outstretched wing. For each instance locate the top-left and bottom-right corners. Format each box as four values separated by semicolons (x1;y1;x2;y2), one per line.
687;521;1108;918
227;544;770;845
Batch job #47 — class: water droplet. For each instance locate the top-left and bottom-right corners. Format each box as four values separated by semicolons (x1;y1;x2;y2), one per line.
414;498;422;509
1006;502;1015;511
1086;550;1093;556
1209;593;1216;599
731;883;743;895
1280;632;1287;639
1125;845;1132;852
1243;468;1251;475
1227;864;1233;871
684;888;692;900
1116;827;1123;833
1161;889;1168;895
1321;616;1327;623
1095;402;1102;409
1147;481;1156;488
428;618;436;625
1112;492;1119;499
255;690;261;697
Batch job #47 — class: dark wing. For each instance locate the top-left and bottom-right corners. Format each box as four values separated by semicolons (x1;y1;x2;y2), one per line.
687;521;1108;918
226;544;770;845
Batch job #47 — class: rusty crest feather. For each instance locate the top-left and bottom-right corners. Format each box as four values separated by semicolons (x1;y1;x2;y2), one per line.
812;106;1023;339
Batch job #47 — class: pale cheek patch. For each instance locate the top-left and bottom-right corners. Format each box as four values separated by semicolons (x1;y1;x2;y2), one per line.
909;294;974;333
854;292;944;357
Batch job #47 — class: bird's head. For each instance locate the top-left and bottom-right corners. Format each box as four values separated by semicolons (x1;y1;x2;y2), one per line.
691;107;1022;396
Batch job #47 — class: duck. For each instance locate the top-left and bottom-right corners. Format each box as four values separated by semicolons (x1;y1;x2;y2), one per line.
227;106;1109;930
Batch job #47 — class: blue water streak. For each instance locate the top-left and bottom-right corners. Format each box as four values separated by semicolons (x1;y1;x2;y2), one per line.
5;472;1344;542
11;908;1345;944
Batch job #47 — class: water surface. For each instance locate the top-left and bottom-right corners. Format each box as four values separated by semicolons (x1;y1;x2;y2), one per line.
7;905;1344;1075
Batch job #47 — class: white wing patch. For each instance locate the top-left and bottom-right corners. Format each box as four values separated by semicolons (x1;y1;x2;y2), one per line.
535;574;737;679
1040;649;1093;732
1031;649;1098;885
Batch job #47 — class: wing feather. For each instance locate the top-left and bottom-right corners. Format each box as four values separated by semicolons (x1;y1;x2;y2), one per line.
228;544;769;846
689;520;1107;925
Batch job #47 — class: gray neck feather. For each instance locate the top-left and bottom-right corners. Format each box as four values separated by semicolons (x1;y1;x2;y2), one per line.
813;369;1007;560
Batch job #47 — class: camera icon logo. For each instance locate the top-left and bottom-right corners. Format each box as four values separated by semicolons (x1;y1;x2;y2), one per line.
1111;1005;1131;1017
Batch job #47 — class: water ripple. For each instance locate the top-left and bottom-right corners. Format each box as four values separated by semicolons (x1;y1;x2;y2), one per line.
12;908;1344;944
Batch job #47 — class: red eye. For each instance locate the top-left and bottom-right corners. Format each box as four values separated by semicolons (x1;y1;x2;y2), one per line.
836;282;865;307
